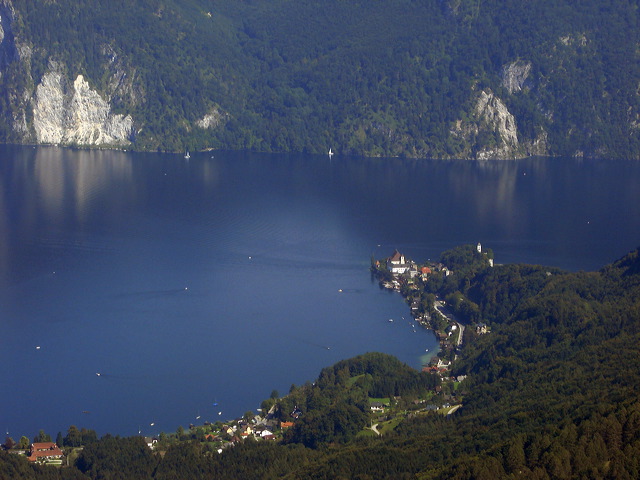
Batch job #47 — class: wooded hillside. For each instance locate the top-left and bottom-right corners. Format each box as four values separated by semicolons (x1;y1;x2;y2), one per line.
0;0;638;158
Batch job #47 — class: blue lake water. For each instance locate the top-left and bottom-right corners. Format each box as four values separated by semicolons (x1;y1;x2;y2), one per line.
1;146;639;439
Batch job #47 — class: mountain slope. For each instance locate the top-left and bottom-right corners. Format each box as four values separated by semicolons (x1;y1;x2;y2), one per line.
0;0;638;158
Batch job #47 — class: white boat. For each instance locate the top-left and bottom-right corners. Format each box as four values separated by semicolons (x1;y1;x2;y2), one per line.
184;151;191;159
328;148;334;158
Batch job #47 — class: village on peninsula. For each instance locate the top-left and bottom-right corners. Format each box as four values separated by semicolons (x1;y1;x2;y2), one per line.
370;244;493;373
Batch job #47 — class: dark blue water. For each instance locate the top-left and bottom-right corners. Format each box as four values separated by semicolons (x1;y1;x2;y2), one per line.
1;146;639;439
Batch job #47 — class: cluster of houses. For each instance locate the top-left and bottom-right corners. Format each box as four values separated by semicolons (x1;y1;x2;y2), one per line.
378;250;451;291
422;356;452;374
144;407;299;453
195;416;300;453
10;417;295;463
384;243;492;281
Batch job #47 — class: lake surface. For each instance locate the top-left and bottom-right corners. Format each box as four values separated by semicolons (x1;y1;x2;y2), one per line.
1;146;639;439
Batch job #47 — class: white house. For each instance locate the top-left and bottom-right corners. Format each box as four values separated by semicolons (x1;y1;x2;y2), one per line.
387;250;410;274
144;437;158;449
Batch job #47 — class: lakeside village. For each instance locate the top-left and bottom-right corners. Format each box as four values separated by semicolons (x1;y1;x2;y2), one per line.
4;245;493;466
371;244;493;371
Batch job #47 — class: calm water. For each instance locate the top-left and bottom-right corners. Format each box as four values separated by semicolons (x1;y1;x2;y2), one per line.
1;146;639;439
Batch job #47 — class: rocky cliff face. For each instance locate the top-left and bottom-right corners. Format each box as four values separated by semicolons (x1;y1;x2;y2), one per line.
0;1;135;148
452;90;520;159
197;106;228;130
32;68;133;146
476;91;518;148
501;60;532;94
451;88;549;160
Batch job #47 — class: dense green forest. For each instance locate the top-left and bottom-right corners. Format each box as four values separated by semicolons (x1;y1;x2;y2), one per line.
0;0;638;158
3;245;640;478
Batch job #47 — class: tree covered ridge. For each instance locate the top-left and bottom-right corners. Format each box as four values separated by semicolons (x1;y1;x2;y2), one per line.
0;0;638;158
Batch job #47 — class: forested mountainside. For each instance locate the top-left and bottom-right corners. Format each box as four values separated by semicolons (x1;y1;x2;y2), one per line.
0;0;638;158
3;246;640;479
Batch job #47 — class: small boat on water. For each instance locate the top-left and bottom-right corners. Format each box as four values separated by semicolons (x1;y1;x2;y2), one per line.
388;318;394;322
184;150;191;159
328;148;334;158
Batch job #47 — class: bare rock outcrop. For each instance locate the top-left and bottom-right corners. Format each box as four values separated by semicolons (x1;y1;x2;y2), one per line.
196;106;228;129
476;90;518;148
501;60;532;94
451;89;551;159
33;68;133;146
451;90;521;159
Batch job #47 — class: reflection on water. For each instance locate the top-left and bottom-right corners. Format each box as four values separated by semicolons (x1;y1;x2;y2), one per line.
1;146;639;437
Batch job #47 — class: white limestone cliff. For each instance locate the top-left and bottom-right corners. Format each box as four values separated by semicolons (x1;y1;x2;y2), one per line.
451;90;521;159
197;106;227;129
476;90;518;148
501;60;532;94
33;70;133;146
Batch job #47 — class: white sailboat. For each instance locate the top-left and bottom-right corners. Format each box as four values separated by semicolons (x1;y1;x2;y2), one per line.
184;150;191;159
328;148;334;158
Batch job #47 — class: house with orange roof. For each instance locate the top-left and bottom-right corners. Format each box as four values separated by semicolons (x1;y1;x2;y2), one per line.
28;442;64;463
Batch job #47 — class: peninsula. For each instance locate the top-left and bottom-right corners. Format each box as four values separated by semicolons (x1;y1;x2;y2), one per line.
371;244;494;370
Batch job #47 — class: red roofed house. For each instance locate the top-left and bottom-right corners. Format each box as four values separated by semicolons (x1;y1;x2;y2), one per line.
28;442;64;463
